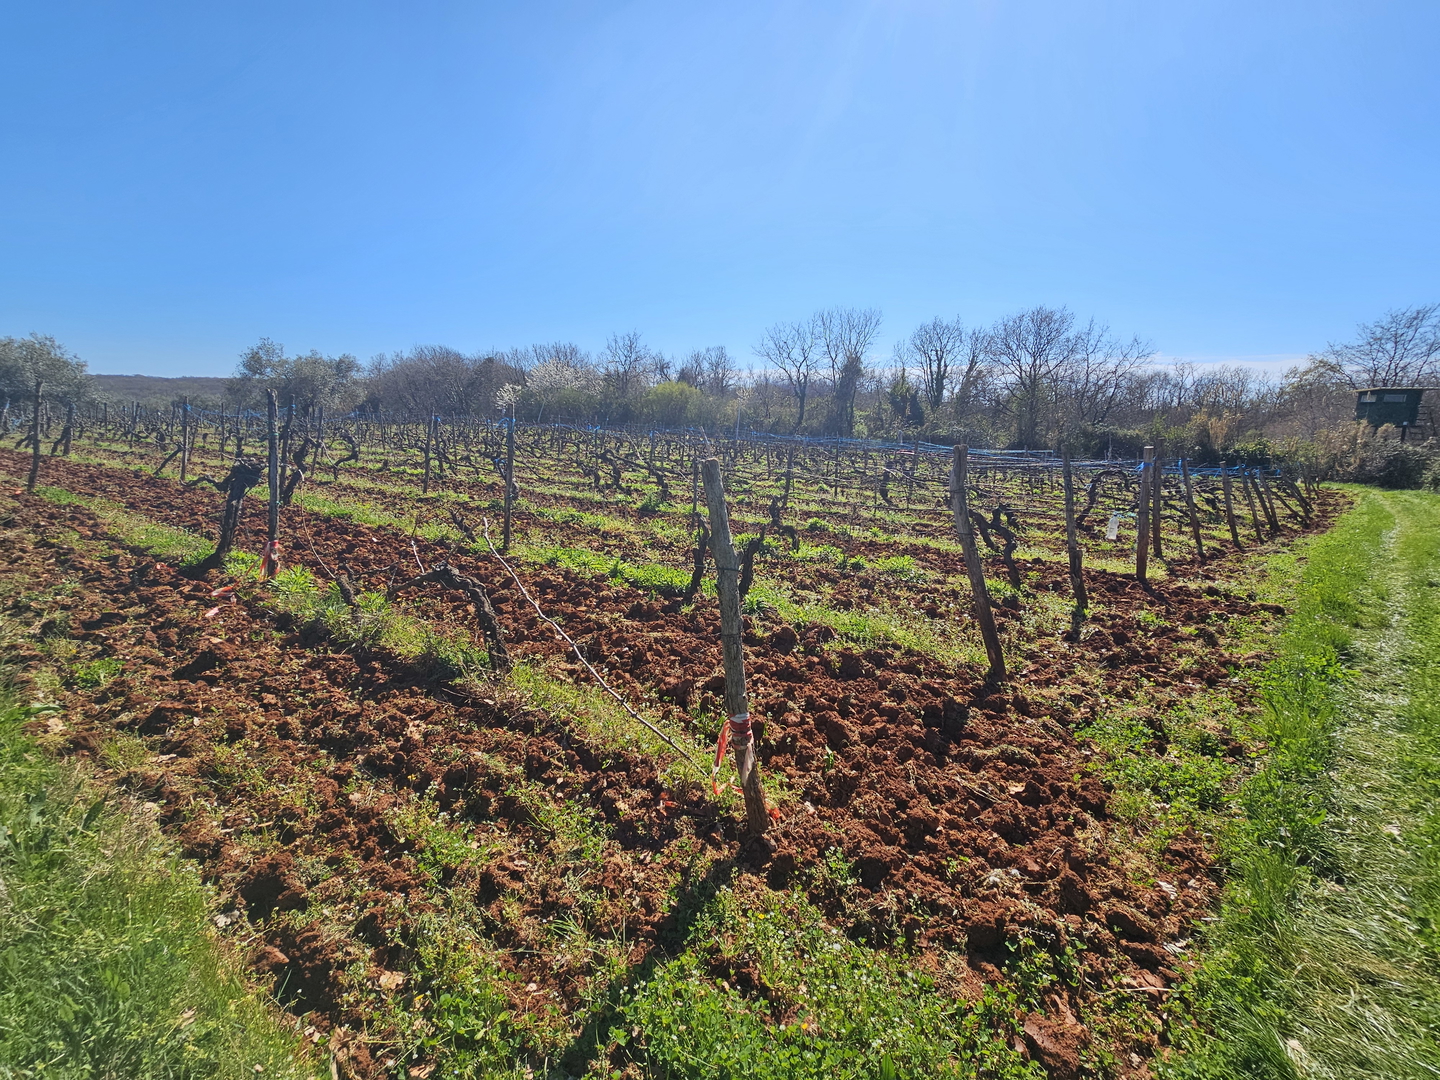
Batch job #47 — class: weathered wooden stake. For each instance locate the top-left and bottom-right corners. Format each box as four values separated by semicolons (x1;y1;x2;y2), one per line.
266;389;280;572
1221;463;1242;549
1151;450;1164;558
950;446;1006;683
278;403;294;499
702;457;770;837
179;397;190;483
1136;446;1154;586
422;415;436;494
25;380;42;492
56;401;74;457
1180;458;1205;564
502;414;516;552
1240;469;1265;542
1258;473;1282;533
1062;450;1087;629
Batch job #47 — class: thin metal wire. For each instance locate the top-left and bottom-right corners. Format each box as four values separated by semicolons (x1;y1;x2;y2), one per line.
480;519;709;780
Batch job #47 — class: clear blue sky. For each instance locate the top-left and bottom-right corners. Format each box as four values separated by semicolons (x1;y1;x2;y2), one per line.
2;1;1437;377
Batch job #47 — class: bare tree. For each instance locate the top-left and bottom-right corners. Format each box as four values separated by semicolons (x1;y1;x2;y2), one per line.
898;316;966;411
988;306;1077;448
675;346;738;395
1057;321;1152;435
676;349;706;387
365;346;525;416
1308;304;1440;389
704;346;737;396
754;320;820;434
950;326;994;423
817;307;881;436
602;331;666;403
738;370;786;426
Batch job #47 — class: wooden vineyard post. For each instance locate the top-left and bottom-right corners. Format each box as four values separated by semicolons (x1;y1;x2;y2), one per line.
1257;473;1282;534
278;403;294;498
26;379;42;493
1240;469;1265;542
422;415;436;495
1061;450;1087;631
59;401;74;457
1221;463;1242;549
949;446;1006;684
265;390;280;578
701;457;770;837
1180;458;1205;564
502;413;516;552
1151;450;1164;558
179;397;190;484
1136;445;1153;586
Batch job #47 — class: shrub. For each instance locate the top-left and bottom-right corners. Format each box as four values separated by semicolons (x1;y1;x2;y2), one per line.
1346;438;1433;489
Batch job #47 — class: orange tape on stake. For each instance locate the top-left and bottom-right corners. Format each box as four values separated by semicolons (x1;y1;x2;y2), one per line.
711;714;752;796
710;721;731;796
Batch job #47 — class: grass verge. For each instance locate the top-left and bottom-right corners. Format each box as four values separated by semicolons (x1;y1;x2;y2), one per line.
0;697;316;1077
1162;488;1440;1079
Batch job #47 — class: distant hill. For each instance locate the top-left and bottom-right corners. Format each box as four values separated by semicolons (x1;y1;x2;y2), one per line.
91;374;230;406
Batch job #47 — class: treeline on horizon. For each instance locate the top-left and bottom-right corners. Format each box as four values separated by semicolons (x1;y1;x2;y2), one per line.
4;303;1439;482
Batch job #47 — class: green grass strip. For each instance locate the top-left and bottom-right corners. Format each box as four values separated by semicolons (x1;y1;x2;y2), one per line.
598;887;1042;1079
1163;488;1440;1079
0;699;317;1077
34;484;214;565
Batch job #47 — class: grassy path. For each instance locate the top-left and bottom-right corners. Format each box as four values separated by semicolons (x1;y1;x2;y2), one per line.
0;698;319;1078
1167;488;1440;1079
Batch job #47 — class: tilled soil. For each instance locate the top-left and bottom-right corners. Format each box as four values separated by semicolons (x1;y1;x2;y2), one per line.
0;450;1341;1078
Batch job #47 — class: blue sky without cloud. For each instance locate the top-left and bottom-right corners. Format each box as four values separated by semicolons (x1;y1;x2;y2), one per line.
2;1;1437;378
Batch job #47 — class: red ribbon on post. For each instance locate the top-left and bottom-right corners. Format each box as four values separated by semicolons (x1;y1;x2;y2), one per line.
711;713;751;796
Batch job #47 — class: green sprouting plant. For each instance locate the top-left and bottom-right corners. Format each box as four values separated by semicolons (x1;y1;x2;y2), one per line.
387;796;499;884
610;559;689;595
1004;931;1084;1012
223;550;263;577
872;555;923;581
1080;708;1234;822
31;486;212;566
71;656;123;688
817;845;859;889
605;889;1042;1080
507;782;609;864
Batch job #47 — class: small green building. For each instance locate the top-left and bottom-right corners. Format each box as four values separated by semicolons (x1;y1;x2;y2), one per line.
1354;387;1430;433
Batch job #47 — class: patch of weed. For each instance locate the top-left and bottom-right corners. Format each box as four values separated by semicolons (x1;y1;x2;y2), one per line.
602;888;1042;1079
70;655;124;688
